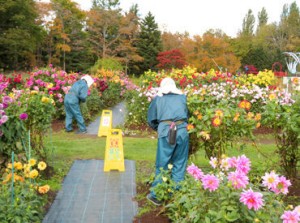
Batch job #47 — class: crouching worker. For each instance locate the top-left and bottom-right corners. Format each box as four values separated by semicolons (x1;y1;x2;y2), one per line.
64;75;94;134
146;77;189;206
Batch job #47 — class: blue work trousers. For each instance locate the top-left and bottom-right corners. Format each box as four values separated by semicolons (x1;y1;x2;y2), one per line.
150;128;189;199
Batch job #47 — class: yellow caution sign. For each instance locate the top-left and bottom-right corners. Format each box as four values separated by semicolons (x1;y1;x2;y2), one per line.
104;129;125;172
98;110;112;137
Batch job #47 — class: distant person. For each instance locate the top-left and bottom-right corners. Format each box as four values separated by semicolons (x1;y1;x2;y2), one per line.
64;75;94;134
147;77;189;205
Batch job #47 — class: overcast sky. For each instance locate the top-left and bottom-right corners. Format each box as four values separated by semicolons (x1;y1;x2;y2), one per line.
41;0;298;37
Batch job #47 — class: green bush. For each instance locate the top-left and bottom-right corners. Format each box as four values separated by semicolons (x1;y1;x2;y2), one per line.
90;58;123;74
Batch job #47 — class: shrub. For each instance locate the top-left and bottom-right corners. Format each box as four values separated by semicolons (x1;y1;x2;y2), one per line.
262;92;300;178
0;90;28;164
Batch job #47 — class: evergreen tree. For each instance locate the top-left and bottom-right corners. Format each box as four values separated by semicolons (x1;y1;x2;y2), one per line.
136;12;162;75
0;0;42;70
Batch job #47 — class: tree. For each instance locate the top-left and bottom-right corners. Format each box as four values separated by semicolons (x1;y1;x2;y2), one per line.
161;31;189;51
87;5;122;59
241;9;255;37
48;0;86;71
0;0;42;70
278;2;300;52
156;49;187;70
92;0;120;9
115;9;143;75
257;7;268;31
182;30;240;73
136;12;163;75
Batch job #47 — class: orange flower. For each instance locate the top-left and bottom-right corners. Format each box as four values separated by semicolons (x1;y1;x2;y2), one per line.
256;122;261;128
292;77;299;85
193;110;199;115
238;100;251;110
38;185;50;194
215;109;224;117
197;114;203;120
245;101;251;110
254;113;261;121
238;100;246;109
186;124;195;131
212;116;221;127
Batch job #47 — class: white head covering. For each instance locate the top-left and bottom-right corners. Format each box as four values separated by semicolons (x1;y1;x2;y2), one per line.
81;75;94;88
157;77;182;96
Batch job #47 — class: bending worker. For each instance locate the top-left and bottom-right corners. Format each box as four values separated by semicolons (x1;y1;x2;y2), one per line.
147;77;189;205
64;75;94;134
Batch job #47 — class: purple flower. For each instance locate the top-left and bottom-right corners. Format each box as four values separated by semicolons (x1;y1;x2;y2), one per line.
2;96;13;104
19;113;28;120
2;103;8;109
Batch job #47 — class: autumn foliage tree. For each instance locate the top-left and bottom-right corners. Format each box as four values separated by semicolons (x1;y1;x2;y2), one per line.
156;49;187;70
181;30;241;73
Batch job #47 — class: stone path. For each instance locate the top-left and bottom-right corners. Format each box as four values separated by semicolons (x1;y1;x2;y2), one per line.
44;101;138;223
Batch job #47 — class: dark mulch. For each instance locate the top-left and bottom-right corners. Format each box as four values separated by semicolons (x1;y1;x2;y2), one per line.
133;182;171;223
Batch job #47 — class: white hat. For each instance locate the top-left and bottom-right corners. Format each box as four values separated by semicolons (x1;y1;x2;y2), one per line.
157;77;182;96
81;75;94;87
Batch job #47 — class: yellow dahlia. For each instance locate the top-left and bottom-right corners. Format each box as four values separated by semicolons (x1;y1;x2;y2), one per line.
38;161;47;171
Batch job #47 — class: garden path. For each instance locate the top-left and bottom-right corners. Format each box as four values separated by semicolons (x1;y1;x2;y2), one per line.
44;101;139;223
86;101;127;134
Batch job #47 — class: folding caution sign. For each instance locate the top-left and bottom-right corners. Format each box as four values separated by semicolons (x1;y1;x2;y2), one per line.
98;110;112;137
104;129;125;172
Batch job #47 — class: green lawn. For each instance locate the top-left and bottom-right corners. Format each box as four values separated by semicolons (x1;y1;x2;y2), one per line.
43;130;278;191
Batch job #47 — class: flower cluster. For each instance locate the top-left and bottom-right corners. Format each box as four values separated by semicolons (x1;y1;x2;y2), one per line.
186;155;292;213
262;171;291;195
2;158;50;194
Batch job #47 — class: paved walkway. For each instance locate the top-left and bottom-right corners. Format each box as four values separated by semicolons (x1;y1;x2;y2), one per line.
44;102;138;223
87;101;127;134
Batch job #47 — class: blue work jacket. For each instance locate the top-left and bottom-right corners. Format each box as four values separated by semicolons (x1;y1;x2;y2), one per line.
147;93;188;138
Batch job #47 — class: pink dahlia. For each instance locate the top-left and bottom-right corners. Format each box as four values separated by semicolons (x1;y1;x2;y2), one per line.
236;155;251;174
186;163;204;180
271;176;291;195
228;171;249;189
239;188;264;211
201;174;219;192
281;210;300;223
262;171;279;189
228;156;238;169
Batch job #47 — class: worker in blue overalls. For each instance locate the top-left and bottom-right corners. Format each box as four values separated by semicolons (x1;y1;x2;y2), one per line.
64;75;94;134
147;77;189;205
